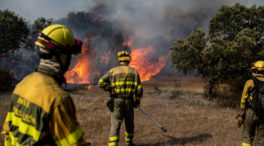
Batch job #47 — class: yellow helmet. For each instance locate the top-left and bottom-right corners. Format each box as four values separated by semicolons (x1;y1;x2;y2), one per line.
251;61;264;71
35;24;82;54
118;51;131;62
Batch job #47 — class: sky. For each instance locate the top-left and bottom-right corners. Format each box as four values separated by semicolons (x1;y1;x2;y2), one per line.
0;0;263;23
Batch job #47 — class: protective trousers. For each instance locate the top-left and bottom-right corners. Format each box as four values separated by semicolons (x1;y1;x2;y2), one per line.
108;98;134;146
242;108;264;146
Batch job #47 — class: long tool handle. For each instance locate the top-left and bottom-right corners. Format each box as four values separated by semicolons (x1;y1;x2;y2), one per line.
138;107;167;132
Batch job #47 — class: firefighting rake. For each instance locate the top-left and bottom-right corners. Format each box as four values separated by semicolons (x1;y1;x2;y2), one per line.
138;106;167;132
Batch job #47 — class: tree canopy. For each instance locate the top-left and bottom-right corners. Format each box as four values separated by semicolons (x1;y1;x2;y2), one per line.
0;9;29;54
0;10;53;54
170;3;264;100
0;9;53;90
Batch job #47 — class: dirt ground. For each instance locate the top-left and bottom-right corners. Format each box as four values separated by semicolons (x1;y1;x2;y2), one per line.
0;77;242;146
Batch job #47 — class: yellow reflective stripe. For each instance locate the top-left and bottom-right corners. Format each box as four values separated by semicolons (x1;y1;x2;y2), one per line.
125;131;133;136
135;97;140;100
240;104;245;109
240;98;246;109
108;142;118;146
109;136;119;141
99;79;106;84
250;96;253;101
4;138;12;146
55;126;84;146
115;88;136;93
9;132;28;146
124;137;132;142
241;98;246;103
137;84;142;90
7;112;41;141
242;142;252;146
111;81;138;86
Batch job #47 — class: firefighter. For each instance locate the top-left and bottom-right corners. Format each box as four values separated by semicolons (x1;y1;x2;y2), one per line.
237;60;264;146
1;24;89;146
98;51;143;146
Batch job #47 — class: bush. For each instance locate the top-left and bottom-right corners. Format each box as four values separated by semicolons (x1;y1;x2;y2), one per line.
203;82;241;108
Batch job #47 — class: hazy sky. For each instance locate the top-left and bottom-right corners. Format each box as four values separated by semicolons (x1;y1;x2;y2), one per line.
0;0;97;21
0;0;263;22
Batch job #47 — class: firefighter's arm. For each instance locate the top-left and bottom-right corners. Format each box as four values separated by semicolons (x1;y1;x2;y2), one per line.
135;73;143;100
50;96;88;146
98;72;112;92
134;73;143;107
236;80;253;128
240;80;253;110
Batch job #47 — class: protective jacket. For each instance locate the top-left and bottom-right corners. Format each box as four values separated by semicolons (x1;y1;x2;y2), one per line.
241;77;264;110
1;66;86;146
240;77;264;146
98;64;143;100
98;63;143;146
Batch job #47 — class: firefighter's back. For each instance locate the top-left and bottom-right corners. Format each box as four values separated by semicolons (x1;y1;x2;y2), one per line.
5;72;69;145
110;65;140;98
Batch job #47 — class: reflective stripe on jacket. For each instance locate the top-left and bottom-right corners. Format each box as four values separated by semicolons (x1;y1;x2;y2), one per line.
1;72;84;146
98;65;143;100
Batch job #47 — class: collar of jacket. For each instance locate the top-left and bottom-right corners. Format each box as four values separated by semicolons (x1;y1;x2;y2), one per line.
36;65;66;86
119;62;129;66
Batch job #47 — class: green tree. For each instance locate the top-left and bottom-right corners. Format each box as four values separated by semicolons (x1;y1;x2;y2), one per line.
170;3;264;105
0;9;29;54
0;9;53;91
209;3;264;41
25;17;53;49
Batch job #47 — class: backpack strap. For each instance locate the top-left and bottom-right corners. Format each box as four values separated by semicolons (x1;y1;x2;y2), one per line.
253;77;260;94
252;77;262;118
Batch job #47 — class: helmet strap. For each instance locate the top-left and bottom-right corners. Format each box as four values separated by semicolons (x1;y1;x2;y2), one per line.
39;52;53;59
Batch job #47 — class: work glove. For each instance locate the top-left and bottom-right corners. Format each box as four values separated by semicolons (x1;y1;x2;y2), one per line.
236;109;245;128
134;99;140;108
236;116;244;128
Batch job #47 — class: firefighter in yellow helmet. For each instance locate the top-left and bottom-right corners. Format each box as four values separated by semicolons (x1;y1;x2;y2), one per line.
98;51;143;146
237;60;264;146
1;24;90;146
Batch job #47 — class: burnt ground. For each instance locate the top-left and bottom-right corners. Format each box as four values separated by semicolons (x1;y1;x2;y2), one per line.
0;77;242;146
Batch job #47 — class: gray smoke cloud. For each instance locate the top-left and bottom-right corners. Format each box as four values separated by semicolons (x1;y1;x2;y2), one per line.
65;0;263;45
1;0;263;81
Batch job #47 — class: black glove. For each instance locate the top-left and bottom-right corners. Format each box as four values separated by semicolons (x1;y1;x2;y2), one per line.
106;98;114;112
134;100;140;108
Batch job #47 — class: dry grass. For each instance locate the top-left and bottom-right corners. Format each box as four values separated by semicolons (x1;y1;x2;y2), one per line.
0;77;242;146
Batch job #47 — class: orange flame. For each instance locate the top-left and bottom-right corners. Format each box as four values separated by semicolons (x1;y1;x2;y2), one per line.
129;45;169;81
65;39;169;84
65;38;95;84
65;47;92;83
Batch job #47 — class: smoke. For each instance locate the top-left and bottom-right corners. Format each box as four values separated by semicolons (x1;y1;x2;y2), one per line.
60;0;245;81
83;0;252;40
1;0;263;82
